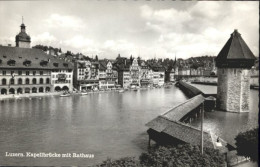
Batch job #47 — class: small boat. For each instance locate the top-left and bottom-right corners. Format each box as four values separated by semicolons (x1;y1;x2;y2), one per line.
60;93;70;97
14;95;20;98
133;88;138;91
118;89;124;93
80;92;88;95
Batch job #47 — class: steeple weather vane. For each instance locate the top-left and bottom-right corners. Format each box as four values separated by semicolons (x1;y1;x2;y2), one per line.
22;16;24;24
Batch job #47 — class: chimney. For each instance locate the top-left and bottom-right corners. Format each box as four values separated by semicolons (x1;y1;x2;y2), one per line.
49;49;55;56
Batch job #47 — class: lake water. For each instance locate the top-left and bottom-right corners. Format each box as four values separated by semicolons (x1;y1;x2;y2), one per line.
0;85;258;166
0;86;188;166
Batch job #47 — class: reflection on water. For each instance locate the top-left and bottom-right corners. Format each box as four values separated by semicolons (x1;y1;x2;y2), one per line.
0;87;188;166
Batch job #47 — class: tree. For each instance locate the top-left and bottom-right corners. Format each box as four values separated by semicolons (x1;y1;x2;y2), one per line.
117;53;121;59
137;56;141;64
235;127;258;162
130;55;133;64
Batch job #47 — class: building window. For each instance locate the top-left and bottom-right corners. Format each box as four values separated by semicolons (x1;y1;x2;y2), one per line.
46;78;50;84
18;78;23;84
2;78;6;85
23;60;31;66
32;78;37;84
11;71;14;76
53;63;59;67
40;78;44;84
26;71;30;75
25;78;30;84
40;71;43;75
2;71;6;75
18;71;22;75
10;78;14;85
7;59;16;66
33;71;36;75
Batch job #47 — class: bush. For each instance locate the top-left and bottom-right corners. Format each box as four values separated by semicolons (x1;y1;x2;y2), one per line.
96;157;140;167
235;127;258;162
139;144;225;167
95;144;226;167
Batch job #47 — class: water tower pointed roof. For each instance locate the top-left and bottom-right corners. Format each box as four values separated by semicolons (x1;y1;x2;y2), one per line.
215;29;256;68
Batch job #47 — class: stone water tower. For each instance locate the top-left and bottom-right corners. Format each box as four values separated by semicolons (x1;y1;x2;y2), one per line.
215;30;256;112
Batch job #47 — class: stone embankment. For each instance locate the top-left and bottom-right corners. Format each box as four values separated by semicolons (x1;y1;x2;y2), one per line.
0;92;62;100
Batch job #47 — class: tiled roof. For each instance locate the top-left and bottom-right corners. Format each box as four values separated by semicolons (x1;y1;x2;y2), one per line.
150;64;165;72
114;58;131;71
99;60;107;71
0;46;73;69
16;31;31;42
163;94;204;121
146;116;215;148
15;24;31;42
216;30;255;62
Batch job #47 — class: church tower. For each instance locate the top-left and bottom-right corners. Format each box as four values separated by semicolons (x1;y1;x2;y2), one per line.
15;21;31;48
216;30;256;112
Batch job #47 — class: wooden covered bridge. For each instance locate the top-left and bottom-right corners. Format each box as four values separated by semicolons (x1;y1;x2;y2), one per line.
146;94;231;153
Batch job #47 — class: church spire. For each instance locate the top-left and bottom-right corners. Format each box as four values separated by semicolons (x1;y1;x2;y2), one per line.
20;16;26;32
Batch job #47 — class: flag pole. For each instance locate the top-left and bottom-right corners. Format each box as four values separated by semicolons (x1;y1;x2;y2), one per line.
201;101;204;155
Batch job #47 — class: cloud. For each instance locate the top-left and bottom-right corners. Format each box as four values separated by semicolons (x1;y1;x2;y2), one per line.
139;2;259;59
45;13;86;30
64;35;94;49
104;40;135;52
31;32;58;46
1;1;257;60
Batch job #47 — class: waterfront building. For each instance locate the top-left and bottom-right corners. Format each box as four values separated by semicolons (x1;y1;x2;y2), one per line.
51;68;73;92
98;60;117;89
216;29;256;112
150;64;165;86
169;68;175;82
0;22;73;95
165;59;176;83
130;58;140;86
73;60;99;91
139;61;153;87
115;57;131;88
190;68;198;76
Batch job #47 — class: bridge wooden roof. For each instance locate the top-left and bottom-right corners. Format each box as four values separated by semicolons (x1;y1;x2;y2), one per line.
146;116;215;148
146;94;231;151
163;94;204;121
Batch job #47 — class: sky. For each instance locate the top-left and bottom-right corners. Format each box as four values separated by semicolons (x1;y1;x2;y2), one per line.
0;0;259;60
